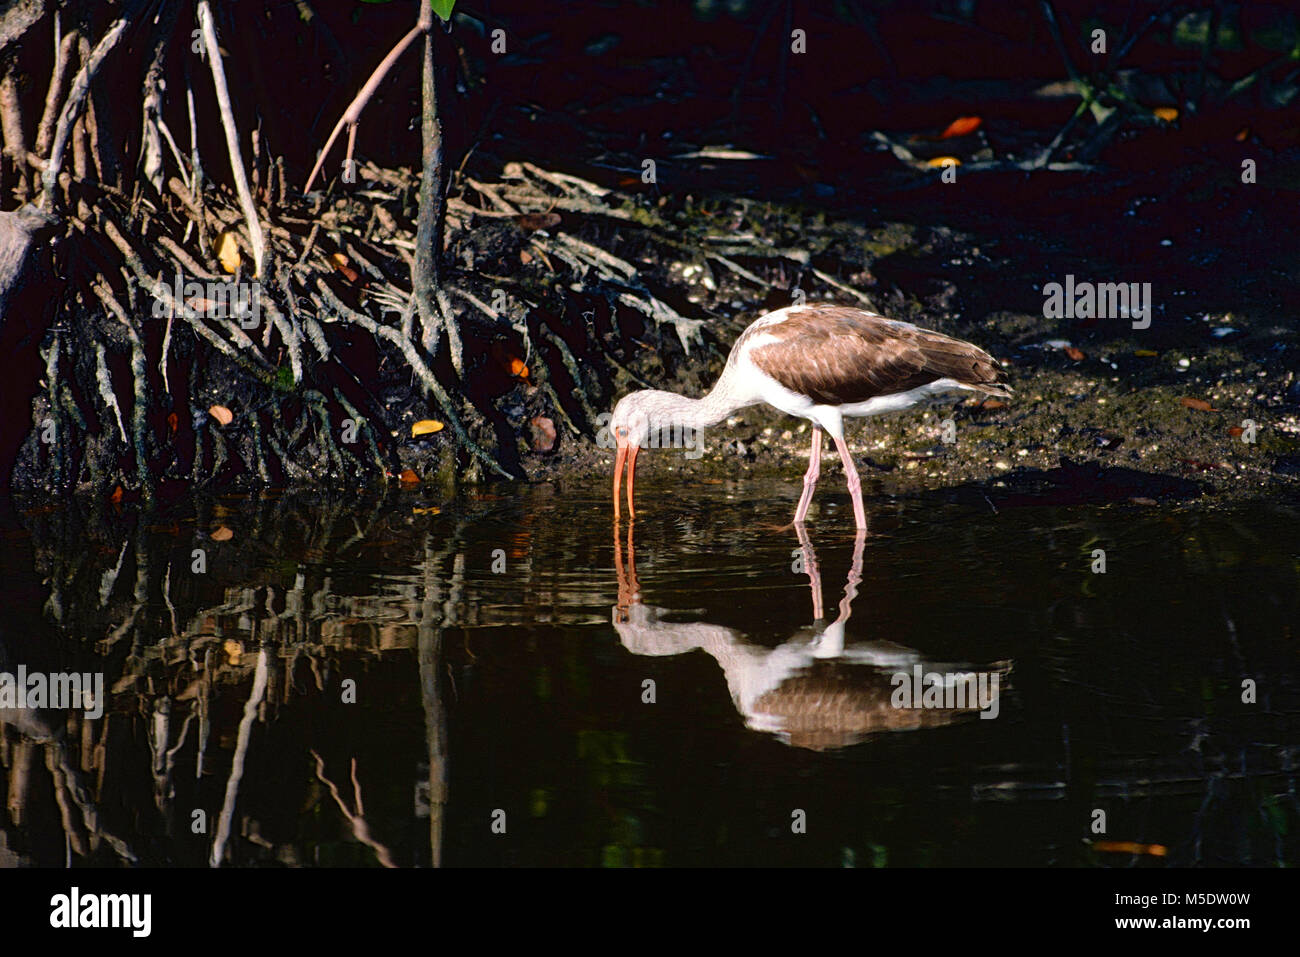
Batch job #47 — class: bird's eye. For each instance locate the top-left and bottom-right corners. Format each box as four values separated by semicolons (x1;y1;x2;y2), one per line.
617;427;627;437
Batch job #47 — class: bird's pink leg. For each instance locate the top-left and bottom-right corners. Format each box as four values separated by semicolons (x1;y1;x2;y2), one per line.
792;522;824;619
792;428;822;525
830;433;868;530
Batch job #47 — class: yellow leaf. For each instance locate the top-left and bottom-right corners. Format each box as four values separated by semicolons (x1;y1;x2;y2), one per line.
223;639;243;666
412;419;444;437
1134;349;1158;357
926;156;961;168
215;231;242;274
1153;107;1178;123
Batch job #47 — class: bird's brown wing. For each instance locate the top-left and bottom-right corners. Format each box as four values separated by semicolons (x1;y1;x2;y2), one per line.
745;305;1009;405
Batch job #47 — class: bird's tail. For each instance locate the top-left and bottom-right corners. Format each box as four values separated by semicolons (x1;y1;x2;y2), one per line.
971;378;1013;400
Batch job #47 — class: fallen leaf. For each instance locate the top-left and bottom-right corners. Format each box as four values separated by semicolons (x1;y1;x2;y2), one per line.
1134;349;1158;357
1093;841;1167;857
979;399;1007;410
215;231;242;273
1064;346;1085;360
1180;397;1215;412
209;404;234;426
513;212;561;232
519;250;533;265
330;252;361;283
1228;426;1244;438
529;416;557;452
939;116;981;139
1235;127;1249;142
412;419;444;437
411;506;441;515
167;412;179;434
491;341;529;379
1129;497;1157;506
109;485;124;504
926;155;961;168
1153;106;1179;123
223;639;243;666
210;526;234;542
398;468;420;485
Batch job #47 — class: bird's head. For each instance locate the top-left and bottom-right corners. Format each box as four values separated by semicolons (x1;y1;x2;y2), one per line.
609;390;658;452
610;390;665;521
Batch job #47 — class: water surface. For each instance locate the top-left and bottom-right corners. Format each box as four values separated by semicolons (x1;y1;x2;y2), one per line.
1;480;1297;867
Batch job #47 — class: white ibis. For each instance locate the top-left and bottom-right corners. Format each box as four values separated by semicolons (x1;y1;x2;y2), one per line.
611;303;1011;527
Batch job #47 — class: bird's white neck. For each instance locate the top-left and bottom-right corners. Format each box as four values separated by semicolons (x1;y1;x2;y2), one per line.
640;374;749;433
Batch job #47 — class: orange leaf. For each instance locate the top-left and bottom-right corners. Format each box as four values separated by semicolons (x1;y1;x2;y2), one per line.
398;468;420;485
167;412;179;434
1228;426;1244;438
492;341;529;378
210;526;234;542
1093;841;1167;857
1153;106;1179;123
939;116;981;139
209;404;234;426
1235;127;1249;142
1180;397;1215;412
330;252;361;284
520;250;533;265
1064;346;1085;360
109;485;124;504
926;156;961;168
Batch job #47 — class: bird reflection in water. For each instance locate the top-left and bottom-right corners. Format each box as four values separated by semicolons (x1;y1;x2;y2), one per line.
613;521;1010;750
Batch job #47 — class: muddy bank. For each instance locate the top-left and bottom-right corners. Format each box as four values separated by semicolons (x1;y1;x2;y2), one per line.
16;178;1299;508
519;198;1300;507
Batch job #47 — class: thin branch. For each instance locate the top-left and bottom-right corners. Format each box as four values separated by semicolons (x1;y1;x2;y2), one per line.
196;1;266;276
303;4;434;192
41;12;134;209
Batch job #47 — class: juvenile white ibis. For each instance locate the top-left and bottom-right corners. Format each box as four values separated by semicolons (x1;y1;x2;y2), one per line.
611;303;1011;527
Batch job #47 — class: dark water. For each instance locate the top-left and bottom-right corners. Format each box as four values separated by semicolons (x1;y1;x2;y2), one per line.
1;480;1297;867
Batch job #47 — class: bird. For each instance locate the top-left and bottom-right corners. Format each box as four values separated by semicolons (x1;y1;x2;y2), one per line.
610;302;1011;527
612;520;1009;750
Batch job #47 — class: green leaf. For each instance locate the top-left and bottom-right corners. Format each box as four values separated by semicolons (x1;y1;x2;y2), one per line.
429;0;456;21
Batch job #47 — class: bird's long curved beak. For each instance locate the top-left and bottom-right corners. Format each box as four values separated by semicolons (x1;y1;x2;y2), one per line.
613;435;639;521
